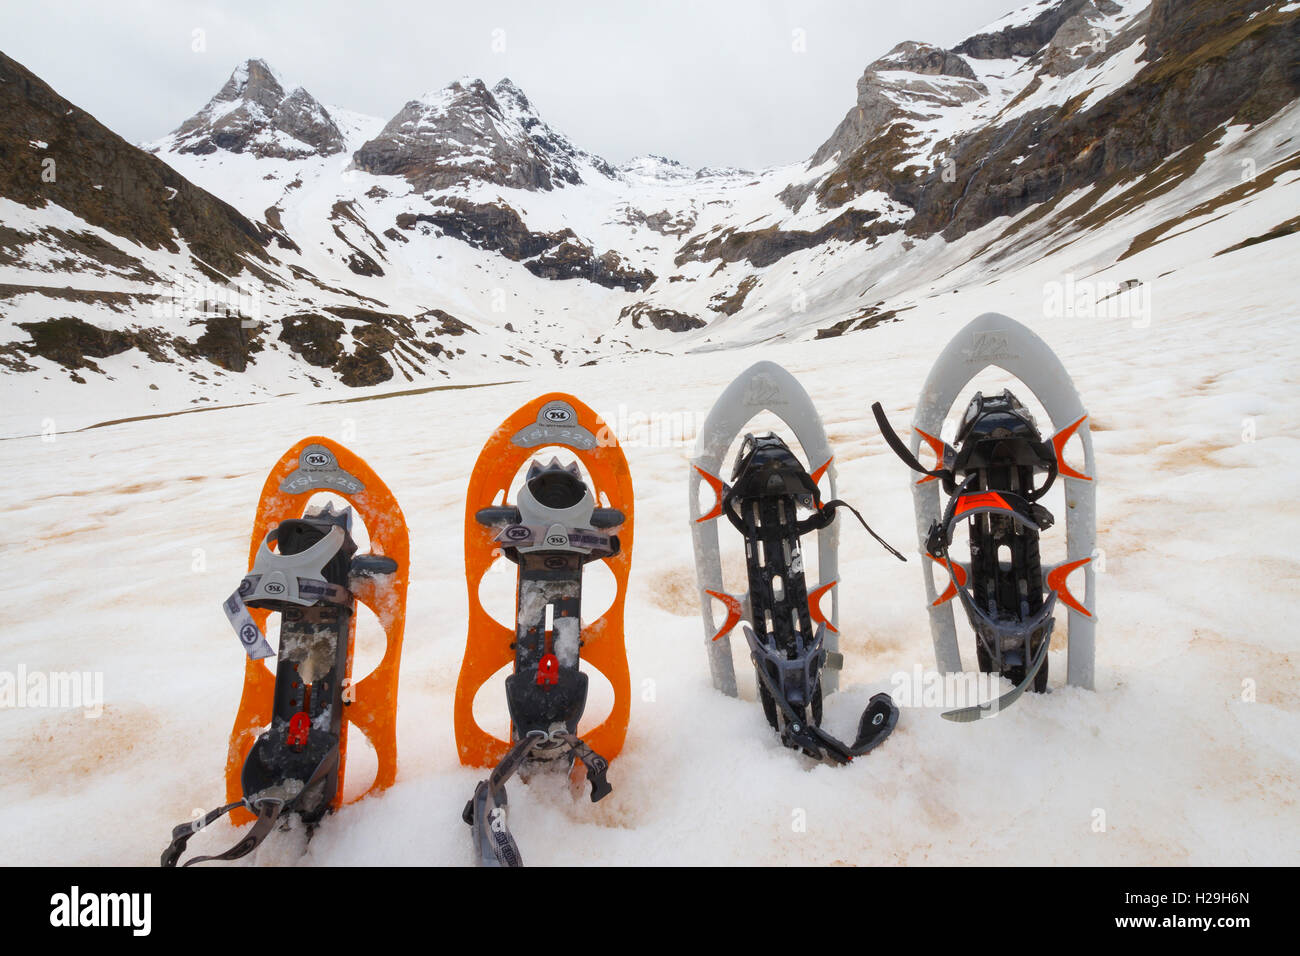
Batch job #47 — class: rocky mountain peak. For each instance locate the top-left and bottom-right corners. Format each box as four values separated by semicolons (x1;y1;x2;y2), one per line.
808;41;986;168
351;75;611;191
491;77;532;114
953;0;1100;59
214;58;287;109
162;57;346;159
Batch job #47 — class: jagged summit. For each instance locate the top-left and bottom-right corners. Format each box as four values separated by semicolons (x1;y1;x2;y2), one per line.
5;0;1297;402
160;57;346;159
350;75;613;192
955;0;1110;59
807;40;987;168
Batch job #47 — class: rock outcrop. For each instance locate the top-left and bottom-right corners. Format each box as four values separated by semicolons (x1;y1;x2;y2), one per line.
397;197;654;290
0;51;273;278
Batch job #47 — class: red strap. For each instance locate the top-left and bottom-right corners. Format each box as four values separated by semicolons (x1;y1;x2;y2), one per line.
955;491;1013;516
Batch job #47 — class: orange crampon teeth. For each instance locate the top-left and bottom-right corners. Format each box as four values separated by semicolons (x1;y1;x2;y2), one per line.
694;465;725;522
1047;557;1093;617
914;427;947;484
704;589;744;641
1051;415;1092;481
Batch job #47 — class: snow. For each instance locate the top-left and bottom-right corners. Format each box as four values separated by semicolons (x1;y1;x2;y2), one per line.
975;0;1061;36
2;148;1298;863
3;1;1298;863
618;154;697;183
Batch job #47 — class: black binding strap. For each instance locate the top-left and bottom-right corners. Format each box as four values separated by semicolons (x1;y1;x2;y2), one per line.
160;748;339;868
464;730;611;867
810;500;908;562
748;640;899;764
871;402;950;481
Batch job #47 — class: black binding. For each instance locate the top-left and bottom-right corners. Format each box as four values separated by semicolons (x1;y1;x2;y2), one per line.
875;391;1063;717
721;433;903;763
463;459;617;865
161;508;367;867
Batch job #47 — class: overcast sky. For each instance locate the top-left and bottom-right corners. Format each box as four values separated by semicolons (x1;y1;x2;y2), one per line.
2;0;1018;169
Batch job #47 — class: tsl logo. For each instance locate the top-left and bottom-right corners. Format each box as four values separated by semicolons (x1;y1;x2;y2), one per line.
743;375;787;407
965;331;1019;363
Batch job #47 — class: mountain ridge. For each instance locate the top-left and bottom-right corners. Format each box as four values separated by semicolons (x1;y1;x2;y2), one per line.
2;0;1297;419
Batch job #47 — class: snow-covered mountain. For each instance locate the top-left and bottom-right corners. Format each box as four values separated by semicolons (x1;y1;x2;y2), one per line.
618;154;699;182
162;58;348;160
351;76;616;192
2;0;1298;426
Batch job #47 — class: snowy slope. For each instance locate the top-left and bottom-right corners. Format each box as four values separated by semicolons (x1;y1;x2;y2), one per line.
1;188;1297;864
8;0;1294;420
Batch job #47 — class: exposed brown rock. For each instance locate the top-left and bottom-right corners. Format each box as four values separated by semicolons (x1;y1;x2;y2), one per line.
618;301;706;332
709;275;759;315
279;313;345;367
193;316;264;372
335;346;394;387
677;207;897;268
400;198;654;290
0;51;273;279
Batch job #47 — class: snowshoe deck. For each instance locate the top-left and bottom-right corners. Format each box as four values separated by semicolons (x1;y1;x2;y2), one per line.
226;437;408;821
691;365;902;763
455;394;633;768
873;312;1097;716
163;437;407;865
455;394;631;865
689;361;841;697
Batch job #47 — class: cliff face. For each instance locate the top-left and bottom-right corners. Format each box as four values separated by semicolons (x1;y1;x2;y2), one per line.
908;0;1300;241
693;0;1299;270
0;51;272;279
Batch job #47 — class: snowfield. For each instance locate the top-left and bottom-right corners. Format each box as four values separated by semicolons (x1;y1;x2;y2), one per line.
2;212;1298;865
3;0;1299;864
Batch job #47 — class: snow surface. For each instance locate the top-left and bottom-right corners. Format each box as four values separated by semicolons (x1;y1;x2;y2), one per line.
2;185;1298;864
3;0;1299;865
